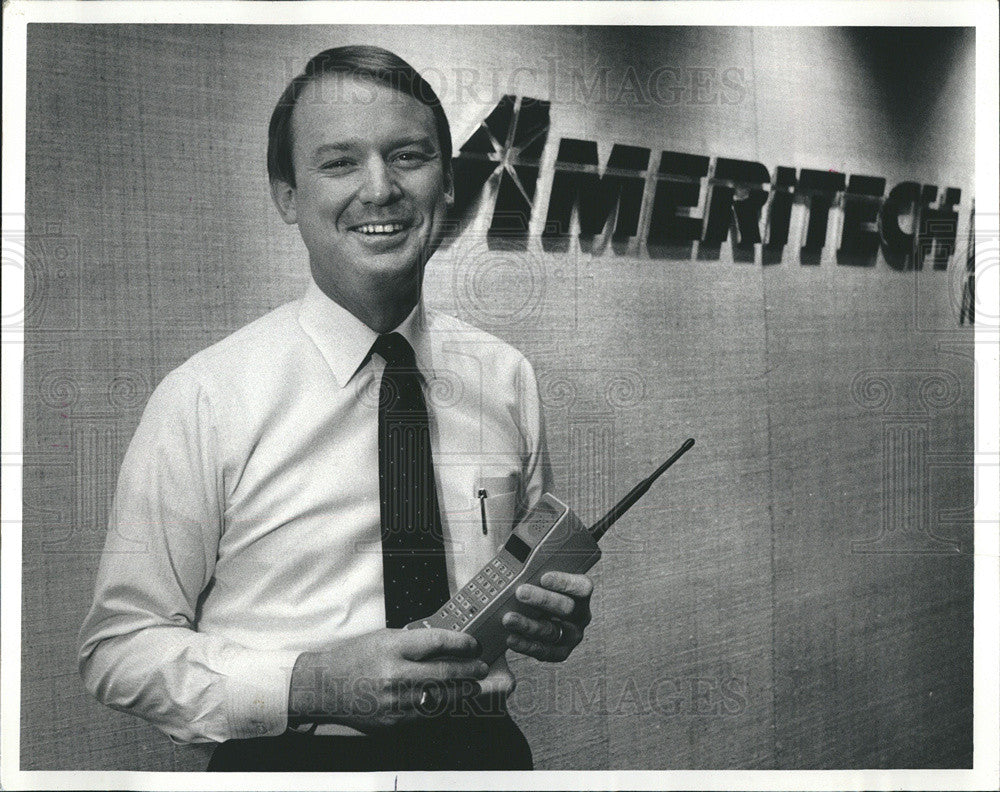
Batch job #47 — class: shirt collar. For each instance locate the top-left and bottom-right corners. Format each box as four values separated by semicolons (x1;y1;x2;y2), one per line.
297;280;432;389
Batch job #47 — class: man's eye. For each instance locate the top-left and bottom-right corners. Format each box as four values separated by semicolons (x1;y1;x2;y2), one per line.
321;159;352;171
394;151;431;167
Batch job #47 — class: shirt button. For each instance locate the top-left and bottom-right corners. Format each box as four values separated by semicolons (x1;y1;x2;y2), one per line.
255;723;267;735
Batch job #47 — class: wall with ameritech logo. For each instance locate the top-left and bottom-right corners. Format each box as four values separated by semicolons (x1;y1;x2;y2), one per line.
443;96;964;271
21;24;975;771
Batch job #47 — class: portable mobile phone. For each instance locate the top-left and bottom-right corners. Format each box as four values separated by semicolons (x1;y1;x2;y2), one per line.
405;438;695;663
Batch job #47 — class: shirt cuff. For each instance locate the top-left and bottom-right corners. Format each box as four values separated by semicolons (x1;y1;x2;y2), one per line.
221;648;302;740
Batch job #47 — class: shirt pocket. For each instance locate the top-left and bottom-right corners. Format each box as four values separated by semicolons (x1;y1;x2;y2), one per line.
475;471;520;539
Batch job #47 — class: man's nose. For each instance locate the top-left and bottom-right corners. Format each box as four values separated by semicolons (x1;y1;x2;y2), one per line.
357;156;402;205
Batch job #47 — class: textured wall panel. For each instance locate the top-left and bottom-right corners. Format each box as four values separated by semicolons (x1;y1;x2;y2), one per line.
21;24;974;771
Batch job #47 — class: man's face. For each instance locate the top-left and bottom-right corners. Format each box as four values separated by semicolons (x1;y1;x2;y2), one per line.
275;74;453;298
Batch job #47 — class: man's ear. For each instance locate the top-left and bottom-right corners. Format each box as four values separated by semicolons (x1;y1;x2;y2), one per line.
270;179;298;225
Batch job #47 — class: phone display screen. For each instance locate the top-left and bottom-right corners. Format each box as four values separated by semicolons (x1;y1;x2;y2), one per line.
503;533;531;563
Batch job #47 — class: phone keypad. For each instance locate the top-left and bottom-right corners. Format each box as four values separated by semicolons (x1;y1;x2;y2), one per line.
492;559;515;582
433;555;521;628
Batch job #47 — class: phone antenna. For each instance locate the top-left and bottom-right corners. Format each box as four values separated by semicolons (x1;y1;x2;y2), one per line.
588;438;694;541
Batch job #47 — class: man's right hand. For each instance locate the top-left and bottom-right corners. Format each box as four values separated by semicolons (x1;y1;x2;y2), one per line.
287;628;492;731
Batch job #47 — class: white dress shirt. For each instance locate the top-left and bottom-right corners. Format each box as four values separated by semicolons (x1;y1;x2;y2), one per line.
78;280;550;744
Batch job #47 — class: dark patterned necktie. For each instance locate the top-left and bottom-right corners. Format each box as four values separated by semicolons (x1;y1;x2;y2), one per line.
372;333;450;628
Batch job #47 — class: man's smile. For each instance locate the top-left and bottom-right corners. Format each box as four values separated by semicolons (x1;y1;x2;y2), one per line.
345;217;417;252
350;221;409;236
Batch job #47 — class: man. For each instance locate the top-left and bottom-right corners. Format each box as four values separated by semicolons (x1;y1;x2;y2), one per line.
79;45;594;772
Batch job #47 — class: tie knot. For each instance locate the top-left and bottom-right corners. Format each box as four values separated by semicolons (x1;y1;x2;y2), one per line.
372;332;416;368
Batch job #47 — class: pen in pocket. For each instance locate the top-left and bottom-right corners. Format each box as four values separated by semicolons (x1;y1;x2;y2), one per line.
478;488;488;535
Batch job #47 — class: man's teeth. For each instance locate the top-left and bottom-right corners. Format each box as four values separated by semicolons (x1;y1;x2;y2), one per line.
355;223;405;234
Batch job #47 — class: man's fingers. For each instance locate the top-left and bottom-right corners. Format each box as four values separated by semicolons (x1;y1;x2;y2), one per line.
515;583;575;618
506;633;570;663
502;611;563;643
406;657;490;684
477;664;517;697
397;628;481;661
403;678;483;711
536;572;593;627
539;571;594;600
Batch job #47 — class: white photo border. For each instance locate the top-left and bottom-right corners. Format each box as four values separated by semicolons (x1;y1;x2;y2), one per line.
2;2;997;790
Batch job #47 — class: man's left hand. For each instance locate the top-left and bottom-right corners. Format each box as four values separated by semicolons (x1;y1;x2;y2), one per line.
501;571;593;662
